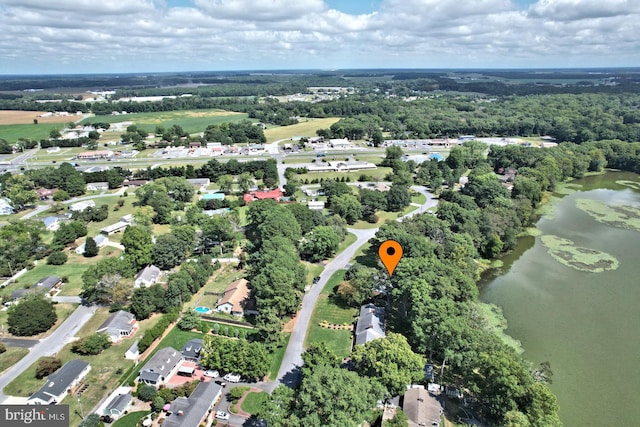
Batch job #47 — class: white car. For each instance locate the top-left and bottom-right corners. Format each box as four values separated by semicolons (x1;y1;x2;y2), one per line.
223;373;241;383
204;370;219;378
216;411;230;420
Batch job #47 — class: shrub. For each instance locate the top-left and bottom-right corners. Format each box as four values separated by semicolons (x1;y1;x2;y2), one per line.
0;342;6;354
71;333;112;355
137;384;157;402
47;251;68;265
8;297;57;336
35;356;62;379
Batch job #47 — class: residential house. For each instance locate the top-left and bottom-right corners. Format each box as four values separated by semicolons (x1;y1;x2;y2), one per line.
138;347;182;387
104;392;132;417
28;360;91;405
96;310;138;342
75;235;109;255
162;381;223;427
124;340;140;360
308;201;325;210
242;188;283;204
403;385;443;427
86;181;109;191
120;214;134;223
42;216;61;231
100;221;129;235
15;276;64;300
134;265;162;288
354;304;385;346
122;179;149;188
186;178;210;191
181;339;204;362
329;138;351;149
69;200;96;212
36;188;55;200
77;150;113;160
216;278;257;316
0;197;14;215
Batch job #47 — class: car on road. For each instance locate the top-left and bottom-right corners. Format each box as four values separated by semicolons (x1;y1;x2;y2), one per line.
204;370;219;378
313;276;320;284
223;373;241;383
216;411;230;420
214;380;227;387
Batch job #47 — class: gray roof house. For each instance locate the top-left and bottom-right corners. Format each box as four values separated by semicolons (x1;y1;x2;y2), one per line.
403;385;443;427
42;216;61;231
355;304;386;346
138;347;182;387
181;339;203;362
134;265;162;288
28;359;91;405
125;340;139;360
12;276;62;300
96;310;138;342
162;381;223;427
104;392;132;417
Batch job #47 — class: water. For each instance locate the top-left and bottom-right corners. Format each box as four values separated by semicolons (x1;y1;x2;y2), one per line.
480;172;640;427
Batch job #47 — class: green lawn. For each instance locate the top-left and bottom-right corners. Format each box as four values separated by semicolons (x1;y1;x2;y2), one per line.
350;241;378;268
268;333;290;381
411;192;427;205
305;270;357;358
241;391;268;415
350;210;400;229
0;123;66;142
0;347;29;374
263;117;339;143
296;166;393;184
112;411;150;427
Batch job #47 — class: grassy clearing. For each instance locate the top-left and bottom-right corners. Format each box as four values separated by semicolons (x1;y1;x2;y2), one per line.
540;234;619;273
112;411;151;427
268;333;290;381
306;270;357;359
351;210;399;229
264;117;340;143
411;193;427;205
351;241;378;268
0;347;29;374
295;166;393;184
473;302;523;353
0;123;67;142
576;198;640;232
241;391;269;414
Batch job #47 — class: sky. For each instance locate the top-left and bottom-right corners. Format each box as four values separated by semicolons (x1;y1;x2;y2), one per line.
0;0;638;74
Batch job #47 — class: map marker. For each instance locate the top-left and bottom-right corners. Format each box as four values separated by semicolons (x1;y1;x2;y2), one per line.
378;240;403;277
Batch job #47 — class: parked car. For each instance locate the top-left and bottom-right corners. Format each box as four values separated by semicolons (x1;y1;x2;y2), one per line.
204;370;219;378
223;373;241;383
216;411;230;420
214;380;227;387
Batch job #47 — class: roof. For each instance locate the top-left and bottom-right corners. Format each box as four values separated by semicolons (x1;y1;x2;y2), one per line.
29;359;90;403
97;310;135;334
403;385;443;427
126;340;139;355
355;304;385;345
93;234;108;245
42;216;59;227
140;347;182;379
87;181;109;187
186;178;210;186
35;276;62;290
70;200;96;211
217;279;251;313
105;392;132;414
136;265;161;283
181;339;203;360
243;188;283;203
162;381;223;427
101;221;129;233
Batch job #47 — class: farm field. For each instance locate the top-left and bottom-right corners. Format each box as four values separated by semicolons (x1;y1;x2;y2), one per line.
0;110;82;125
0;123;68;143
263;117;339;143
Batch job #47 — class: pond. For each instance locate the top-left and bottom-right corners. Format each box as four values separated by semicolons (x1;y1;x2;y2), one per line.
480;171;640;427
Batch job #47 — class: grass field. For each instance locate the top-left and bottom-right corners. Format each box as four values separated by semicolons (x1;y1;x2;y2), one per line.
305;270;357;358
112;411;150;427
263;117;339;143
294;166;393;184
268;333;290;381
80;110;248;134
0;347;29;374
0;110;80;125
241;391;268;414
0;123;69;142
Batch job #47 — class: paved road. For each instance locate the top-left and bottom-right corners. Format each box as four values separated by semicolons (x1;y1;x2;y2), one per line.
275;185;437;389
0;337;40;349
51;296;83;304
0;304;97;403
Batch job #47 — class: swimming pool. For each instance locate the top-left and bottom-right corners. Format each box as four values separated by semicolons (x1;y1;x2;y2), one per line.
194;306;211;314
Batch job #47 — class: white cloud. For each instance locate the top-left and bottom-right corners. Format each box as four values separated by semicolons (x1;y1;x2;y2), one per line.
194;0;325;21
528;0;640;21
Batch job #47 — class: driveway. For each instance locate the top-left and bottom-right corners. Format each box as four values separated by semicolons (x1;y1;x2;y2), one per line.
0;303;97;403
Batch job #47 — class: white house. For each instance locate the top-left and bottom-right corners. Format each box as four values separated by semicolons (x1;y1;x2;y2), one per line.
28;360;91;405
100;221;129;235
134;265;162;288
69;200;96;212
308;201;325;210
0;198;14;215
138;347;182;387
86;182;109;191
124;340;140;360
216;278;258;316
96;310;138;342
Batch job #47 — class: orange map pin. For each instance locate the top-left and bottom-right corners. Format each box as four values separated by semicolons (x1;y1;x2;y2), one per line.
378;240;403;277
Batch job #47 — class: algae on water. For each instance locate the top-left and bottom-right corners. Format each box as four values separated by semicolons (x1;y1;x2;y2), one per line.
575;198;640;232
616;180;640;191
540;234;619;273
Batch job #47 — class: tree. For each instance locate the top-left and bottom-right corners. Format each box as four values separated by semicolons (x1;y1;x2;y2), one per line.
0;342;5;354
384;409;408;427
47;250;68;265
351;333;424;395
78;413;102;427
301;343;340;373
133;206;155;231
177;309;200;330
3;174;37;210
52;189;70;201
258;385;296;427
300;226;342;262
386;185;412;212
337;265;378;307
71;333;112;355
83;236;99;257
330;194;362;224
121;226;153;270
152;395;166;413
238;172;253;193
201;215;237;255
218;174;234;193
8;296;57;336
35;356;62;379
153;234;187;270
137;384;157;402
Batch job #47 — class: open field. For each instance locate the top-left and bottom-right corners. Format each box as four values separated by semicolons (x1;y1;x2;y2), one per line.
0;123;69;142
0;110;82;125
80;109;248;134
305;270;357;359
294;166;393;183
0;347;29;374
263;117;339;143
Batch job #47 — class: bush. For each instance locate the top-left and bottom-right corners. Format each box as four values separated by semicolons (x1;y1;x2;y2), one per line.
47;251;68;265
0;342;6;354
71;333;112;355
8;297;57;336
35;356;62;379
137;384;157;402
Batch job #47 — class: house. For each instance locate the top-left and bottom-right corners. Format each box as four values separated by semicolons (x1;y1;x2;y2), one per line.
42;216;61;231
242;188;283;204
104;392;132;417
36;188;55;200
0;197;14;215
162;381;223;427
70;200;96;212
308;201;325;210
100;221;129;235
134;265;162;288
329;138;351;149
86;181;109;191
138;347;182;387
96;310;138;342
403;385;443;427
28;360;91;405
181;339;204;362
186;178;210;191
125;340;140;360
75;235;109;254
77;150;113;160
122;179;149;188
355;304;385;345
33;276;63;293
120;214;134;223
216;278;257;316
